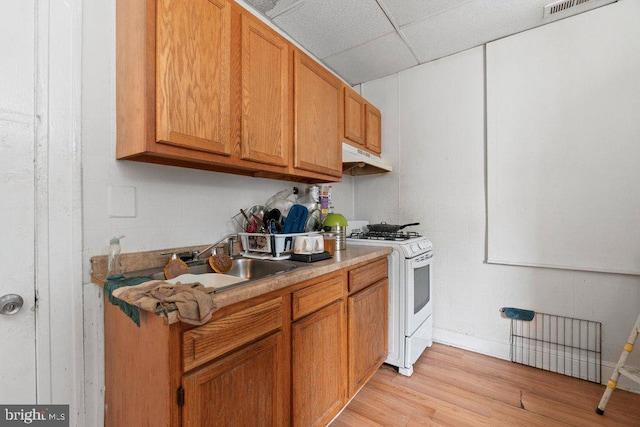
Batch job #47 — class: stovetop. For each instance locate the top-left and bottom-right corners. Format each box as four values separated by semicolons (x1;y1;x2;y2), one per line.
346;221;432;258
348;230;422;241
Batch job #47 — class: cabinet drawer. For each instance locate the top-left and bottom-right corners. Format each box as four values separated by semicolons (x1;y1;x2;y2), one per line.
348;258;387;294
292;273;344;321
182;297;283;372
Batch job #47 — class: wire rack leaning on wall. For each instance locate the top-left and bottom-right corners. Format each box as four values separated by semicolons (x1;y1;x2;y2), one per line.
508;311;602;384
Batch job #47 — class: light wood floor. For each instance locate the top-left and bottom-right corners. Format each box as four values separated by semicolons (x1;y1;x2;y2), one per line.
333;343;640;426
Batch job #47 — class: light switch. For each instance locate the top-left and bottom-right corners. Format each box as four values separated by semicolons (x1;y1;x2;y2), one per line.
107;185;137;218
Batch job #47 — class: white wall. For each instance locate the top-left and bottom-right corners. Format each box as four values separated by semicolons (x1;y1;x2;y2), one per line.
359;2;640;390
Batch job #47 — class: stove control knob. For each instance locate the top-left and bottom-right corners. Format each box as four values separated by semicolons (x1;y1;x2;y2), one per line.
418;242;427;250
411;244;419;253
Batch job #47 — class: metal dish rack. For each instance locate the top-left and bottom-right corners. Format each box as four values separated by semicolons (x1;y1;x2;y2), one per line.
510;312;601;383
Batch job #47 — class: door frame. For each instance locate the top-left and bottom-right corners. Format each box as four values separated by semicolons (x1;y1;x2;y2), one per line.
33;0;84;422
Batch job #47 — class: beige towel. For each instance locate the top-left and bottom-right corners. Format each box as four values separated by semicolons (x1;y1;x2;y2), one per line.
112;280;217;325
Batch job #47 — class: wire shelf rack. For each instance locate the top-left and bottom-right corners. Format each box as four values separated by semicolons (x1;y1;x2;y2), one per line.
510;312;601;383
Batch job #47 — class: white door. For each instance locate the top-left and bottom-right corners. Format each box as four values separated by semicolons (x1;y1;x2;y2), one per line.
0;0;37;403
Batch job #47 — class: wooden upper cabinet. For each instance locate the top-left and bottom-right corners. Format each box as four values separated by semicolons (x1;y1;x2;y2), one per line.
343;86;383;156
240;13;290;167
343;87;366;146
156;0;231;155
365;103;382;155
116;0;342;183
293;50;343;178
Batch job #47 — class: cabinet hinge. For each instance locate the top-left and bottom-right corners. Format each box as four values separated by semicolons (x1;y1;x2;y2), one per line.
177;386;185;407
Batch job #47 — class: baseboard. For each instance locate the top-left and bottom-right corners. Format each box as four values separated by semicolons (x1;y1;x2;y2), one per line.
433;327;511;361
433;327;640;394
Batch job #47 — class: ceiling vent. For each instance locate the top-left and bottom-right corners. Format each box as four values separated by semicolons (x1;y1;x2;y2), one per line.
543;0;591;17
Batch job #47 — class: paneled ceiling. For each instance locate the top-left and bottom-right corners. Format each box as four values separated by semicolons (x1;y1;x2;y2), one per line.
242;0;618;85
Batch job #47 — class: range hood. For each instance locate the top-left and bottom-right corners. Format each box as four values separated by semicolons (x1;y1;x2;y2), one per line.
342;142;392;176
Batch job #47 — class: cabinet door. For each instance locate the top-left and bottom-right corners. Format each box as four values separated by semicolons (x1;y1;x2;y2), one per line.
348;279;388;396
293;50;342;177
156;0;231;155
365;103;382;155
292;300;347;427
182;332;287;427
241;14;290;167
344;87;366;146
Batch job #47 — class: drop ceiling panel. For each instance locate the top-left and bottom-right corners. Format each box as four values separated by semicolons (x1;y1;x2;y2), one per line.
323;33;419;85
379;0;473;27
272;0;395;59
242;0;619;85
400;0;616;64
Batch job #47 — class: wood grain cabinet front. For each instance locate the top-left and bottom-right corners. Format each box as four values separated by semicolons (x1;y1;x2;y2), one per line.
343;88;366;146
348;278;388;396
240;12;290;167
292;49;343;179
342;86;383;155
182;331;288;427
365;103;382;155
155;0;232;156
291;271;347;426
292;300;348;427
346;257;389;396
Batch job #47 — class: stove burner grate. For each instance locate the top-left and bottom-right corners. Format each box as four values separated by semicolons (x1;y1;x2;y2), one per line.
349;230;422;241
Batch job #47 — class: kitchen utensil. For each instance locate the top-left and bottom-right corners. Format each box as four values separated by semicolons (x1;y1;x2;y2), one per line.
251;212;265;233
265;187;298;217
366;222;420;233
164;255;189;279
284;204;309;251
283;204;309;234
240;209;256;232
208;254;234;274
263;209;283;233
322;213;348;227
304;208;322;232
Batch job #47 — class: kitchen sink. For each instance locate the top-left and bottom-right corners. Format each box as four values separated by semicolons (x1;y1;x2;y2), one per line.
126;257;301;292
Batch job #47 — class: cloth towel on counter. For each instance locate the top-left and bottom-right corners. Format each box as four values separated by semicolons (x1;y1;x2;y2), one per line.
104;275;152;327
112;280;217;325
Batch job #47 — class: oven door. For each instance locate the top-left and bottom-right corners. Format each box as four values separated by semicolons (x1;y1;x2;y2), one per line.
405;251;433;335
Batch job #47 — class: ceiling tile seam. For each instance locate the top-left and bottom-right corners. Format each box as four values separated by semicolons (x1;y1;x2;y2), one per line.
319;28;399;61
374;0;421;65
397;0;478;28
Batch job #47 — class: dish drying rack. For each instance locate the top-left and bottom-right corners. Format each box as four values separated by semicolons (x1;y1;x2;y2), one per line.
239;232;311;260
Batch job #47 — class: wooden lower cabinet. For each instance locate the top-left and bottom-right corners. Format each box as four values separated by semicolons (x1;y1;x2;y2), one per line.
292;300;347;427
102;257;388;426
348;278;388;396
182;331;287;427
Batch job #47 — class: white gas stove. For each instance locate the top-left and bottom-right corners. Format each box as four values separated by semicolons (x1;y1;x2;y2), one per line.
346;221;433;376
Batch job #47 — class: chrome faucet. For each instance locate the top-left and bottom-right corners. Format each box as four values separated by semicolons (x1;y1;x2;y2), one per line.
161;234;238;264
192;233;238;260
